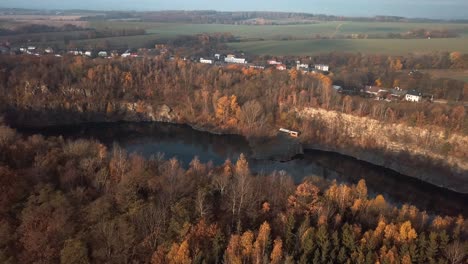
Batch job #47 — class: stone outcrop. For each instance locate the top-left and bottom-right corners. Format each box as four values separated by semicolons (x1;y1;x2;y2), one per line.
296;107;468;194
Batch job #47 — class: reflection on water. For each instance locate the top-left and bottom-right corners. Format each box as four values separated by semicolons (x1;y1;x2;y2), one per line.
19;122;468;217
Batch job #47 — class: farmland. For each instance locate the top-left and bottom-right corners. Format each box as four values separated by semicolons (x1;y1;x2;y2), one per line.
67;21;468;54
92;21;468;39
227;38;468;55
2;17;468;55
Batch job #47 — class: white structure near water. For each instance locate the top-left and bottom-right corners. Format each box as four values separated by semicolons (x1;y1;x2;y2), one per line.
279;128;299;137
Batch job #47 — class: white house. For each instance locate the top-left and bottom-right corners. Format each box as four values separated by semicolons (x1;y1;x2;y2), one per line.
214;54;221;60
249;65;265;70
84;51;93;57
296;63;309;70
268;60;282;65
200;58;213;64
276;64;287;71
225;56;247;64
315;64;329;72
44;47;54;54
405;90;422;102
98;51;108;57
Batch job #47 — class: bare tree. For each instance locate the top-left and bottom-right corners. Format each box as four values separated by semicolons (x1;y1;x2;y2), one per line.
444;241;467;264
240;100;265;130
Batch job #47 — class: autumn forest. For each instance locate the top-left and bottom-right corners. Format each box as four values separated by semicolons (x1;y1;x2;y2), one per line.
0;52;467;264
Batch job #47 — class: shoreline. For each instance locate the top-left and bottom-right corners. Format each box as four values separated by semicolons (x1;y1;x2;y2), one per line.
9;117;468;195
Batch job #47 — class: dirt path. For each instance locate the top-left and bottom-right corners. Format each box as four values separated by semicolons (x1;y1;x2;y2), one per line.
330;23;345;38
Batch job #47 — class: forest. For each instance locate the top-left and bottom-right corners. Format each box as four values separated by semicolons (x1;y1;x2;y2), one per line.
0;120;467;263
0;37;467;263
0;54;466;136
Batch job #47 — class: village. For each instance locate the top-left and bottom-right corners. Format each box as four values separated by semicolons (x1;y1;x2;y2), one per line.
0;42;435;104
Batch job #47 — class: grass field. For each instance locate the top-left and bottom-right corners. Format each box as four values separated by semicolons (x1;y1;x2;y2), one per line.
4;20;468;55
227;38;468;55
91;21;468;38
88;21;468;55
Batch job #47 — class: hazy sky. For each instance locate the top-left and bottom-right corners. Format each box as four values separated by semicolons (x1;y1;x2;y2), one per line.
1;0;467;19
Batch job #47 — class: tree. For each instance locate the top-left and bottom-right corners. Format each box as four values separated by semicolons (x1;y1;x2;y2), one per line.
444;241;466;264
270;238;283;264
60;239;90;264
399;221;418;242
240;230;254;262
240;100;265;131
19;186;74;264
167;240;191;264
225;235;242;264
228;153;253;231
426;232;439;262
316;225;330;263
355;179;368;200
253;221;271;264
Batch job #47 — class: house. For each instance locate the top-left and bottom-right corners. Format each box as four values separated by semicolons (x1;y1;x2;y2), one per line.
276;64;287;71
98;51;108;57
121;50;138;58
363;85;389;98
249;65;265;70
296;62;309;70
268;60;282;65
27;46;36;51
200;58;213;64
214;54;221;60
68;50;83;56
44;47;54;54
364;85;388;96
389;87;406;100
405;90;423;102
84;51;93;57
224;56;247;64
314;64;329;72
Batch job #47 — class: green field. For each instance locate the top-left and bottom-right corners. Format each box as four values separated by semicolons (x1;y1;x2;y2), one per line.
227;38;468;55
5;20;468;55
89;21;468;55
92;21;468;39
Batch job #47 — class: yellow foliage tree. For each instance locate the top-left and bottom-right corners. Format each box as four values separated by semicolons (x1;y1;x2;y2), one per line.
270;238;283;264
399;221;418;242
253;221;271;264
167;240;191;264
225;235;242;264
240;230;254;261
375;78;383;87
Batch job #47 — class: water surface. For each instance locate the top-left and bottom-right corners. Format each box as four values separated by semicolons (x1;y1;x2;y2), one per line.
19;122;468;217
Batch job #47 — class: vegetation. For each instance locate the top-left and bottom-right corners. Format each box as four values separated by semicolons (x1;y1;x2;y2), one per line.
228;38;468;56
2;17;468;55
0;121;466;263
0;55;466;192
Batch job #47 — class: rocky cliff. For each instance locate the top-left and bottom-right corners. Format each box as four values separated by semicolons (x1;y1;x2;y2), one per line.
296;107;468;193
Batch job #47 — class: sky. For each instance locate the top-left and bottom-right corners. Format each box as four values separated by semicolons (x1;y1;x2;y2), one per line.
1;0;467;19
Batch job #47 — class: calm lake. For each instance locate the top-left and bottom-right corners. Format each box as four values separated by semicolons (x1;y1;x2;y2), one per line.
18;122;468;217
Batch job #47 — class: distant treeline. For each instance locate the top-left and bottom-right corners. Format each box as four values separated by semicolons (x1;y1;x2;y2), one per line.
0;26;146;46
0;24;85;36
80;10;468;24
